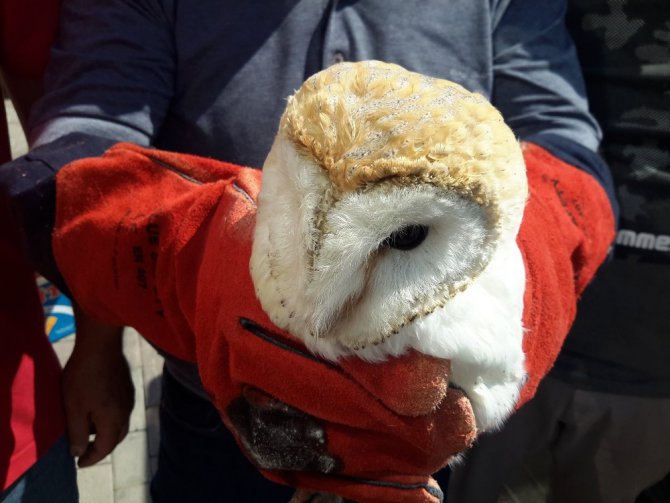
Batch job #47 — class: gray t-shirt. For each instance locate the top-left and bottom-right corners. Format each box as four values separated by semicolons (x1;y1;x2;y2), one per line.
31;0;601;162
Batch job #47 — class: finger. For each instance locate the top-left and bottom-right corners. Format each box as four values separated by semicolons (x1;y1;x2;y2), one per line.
66;407;91;459
77;419;122;467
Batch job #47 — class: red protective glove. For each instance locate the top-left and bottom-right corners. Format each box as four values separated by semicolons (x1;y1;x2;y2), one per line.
52;141;614;502
516;142;615;405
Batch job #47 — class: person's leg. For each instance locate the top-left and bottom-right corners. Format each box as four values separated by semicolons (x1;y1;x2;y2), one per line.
447;376;573;503
150;366;295;503
0;436;78;503
551;391;670;503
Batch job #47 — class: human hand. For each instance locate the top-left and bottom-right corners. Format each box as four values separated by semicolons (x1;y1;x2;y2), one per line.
63;303;135;467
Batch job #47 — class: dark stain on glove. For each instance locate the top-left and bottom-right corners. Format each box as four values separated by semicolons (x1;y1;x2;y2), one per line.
227;386;342;475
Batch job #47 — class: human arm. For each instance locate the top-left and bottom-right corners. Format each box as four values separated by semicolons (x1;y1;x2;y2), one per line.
28;0;175;148
62;303;134;467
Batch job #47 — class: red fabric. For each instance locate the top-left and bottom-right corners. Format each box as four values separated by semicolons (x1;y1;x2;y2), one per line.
0;0;64;489
52;142;614;501
0;216;66;490
0;0;61;79
516;143;615;405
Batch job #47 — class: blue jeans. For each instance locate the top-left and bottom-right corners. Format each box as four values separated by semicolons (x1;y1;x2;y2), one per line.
150;367;295;502
0;436;78;503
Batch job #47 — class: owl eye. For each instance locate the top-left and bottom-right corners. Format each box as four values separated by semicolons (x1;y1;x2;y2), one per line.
381;225;429;251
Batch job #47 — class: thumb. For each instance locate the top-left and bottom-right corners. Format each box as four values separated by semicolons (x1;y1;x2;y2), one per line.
77;416;123;468
66;405;91;459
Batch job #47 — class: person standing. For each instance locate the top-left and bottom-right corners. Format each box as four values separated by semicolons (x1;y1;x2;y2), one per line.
0;0;79;500
447;1;670;501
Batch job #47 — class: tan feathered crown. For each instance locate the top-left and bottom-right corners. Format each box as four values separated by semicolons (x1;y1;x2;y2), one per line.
280;60;526;234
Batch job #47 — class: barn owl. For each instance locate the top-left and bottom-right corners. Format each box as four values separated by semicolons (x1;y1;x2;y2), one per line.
250;61;528;432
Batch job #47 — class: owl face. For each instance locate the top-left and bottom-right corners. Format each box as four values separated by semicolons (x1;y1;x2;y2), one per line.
250;61;527;431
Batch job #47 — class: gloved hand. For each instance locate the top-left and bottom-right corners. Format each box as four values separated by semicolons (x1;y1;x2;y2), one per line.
49;133;614;501
52;143;473;502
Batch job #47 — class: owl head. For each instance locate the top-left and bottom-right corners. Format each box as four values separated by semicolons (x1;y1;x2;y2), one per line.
250;61;528;431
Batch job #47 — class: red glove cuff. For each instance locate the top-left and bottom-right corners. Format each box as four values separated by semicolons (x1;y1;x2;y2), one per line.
517;142;615;405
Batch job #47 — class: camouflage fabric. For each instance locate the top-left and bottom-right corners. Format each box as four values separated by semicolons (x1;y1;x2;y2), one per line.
553;0;670;395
